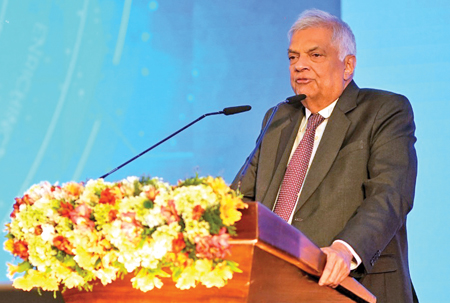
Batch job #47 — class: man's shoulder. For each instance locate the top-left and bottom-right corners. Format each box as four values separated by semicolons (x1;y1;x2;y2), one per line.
354;86;412;113
357;87;409;104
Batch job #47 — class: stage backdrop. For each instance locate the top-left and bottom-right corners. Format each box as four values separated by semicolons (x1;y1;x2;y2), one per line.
0;0;448;302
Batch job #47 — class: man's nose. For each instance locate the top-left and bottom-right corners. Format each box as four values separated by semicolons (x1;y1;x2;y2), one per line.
293;56;309;71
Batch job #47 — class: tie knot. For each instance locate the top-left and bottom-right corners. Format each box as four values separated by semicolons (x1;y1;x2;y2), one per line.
307;114;325;130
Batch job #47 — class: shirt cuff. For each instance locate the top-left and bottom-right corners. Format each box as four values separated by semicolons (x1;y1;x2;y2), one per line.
333;240;362;270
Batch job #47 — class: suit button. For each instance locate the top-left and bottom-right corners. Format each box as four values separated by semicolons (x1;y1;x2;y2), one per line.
294;217;303;222
370;250;381;266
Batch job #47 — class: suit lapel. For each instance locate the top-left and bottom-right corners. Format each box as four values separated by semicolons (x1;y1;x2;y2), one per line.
294;81;359;213
258;105;304;210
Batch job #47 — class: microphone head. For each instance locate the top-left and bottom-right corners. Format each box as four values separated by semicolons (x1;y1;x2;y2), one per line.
286;94;306;106
222;105;252;115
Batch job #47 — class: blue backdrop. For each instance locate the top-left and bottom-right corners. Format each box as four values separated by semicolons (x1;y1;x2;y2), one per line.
0;0;447;301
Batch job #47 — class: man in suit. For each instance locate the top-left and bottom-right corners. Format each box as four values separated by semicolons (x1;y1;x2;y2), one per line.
232;9;418;303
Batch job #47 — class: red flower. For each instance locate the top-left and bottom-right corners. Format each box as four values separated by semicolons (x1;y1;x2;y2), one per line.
99;188;117;205
108;209;119;221
172;233;186;253
51;185;61;192
53;236;74;255
10;195;33;218
12;240;29;259
161;200;179;224
59;201;75;218
192;205;204;220
34;225;43;236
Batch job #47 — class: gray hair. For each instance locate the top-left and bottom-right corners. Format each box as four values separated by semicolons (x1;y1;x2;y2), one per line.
289;9;356;60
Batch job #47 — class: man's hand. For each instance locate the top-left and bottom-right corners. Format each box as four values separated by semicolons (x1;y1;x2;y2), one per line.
319;241;353;288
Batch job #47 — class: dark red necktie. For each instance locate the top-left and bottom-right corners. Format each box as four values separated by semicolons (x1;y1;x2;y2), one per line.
274;114;325;222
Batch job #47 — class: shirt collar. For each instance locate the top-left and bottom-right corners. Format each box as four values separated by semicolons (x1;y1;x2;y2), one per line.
305;99;338;120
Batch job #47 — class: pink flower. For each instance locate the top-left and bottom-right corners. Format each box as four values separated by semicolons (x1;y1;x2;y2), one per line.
120;212;142;242
195;227;231;259
144;186;158;201
69;203;94;232
161;200;179;224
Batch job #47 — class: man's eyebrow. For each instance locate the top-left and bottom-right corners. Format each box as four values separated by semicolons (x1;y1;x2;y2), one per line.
288;46;323;54
308;46;320;52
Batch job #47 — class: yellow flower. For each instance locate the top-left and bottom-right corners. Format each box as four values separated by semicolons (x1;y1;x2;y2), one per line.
4;238;14;253
206;177;229;196
73;249;98;270
6;263;19;279
93;267;118;285
64;272;86;289
200;261;233;288
13;269;58;291
53;264;72;278
131;271;164;292
175;265;199;290
220;195;247;226
200;270;225;288
195;259;212;273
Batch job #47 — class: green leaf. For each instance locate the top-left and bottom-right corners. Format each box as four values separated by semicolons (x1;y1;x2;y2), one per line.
226;225;237;237
177;174;207;187
94;258;102;268
226;260;242;273
143;199;154;209
16;261;33;273
201;206;223;234
184;239;197;260
133;180;143;196
171;266;183;281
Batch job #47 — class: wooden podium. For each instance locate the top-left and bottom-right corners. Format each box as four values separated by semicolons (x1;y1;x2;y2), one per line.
62;202;376;303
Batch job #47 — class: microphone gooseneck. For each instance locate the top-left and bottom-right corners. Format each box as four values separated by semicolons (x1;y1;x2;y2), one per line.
236;94;306;190
99;105;251;179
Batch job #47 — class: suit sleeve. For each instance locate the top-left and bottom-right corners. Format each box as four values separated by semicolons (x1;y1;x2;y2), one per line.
335;94;417;273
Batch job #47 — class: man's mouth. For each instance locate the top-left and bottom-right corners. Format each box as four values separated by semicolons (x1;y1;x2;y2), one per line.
296;78;312;84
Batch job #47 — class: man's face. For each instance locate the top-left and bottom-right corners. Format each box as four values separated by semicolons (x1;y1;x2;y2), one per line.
288;27;354;108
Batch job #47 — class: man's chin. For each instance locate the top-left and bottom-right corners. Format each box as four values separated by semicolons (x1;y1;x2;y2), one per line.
293;88;313;99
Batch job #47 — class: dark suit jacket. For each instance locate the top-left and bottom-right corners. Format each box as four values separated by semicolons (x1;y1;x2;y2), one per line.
232;81;418;303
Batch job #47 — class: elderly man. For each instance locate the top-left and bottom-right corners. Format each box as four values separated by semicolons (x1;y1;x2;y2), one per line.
232;9;418;303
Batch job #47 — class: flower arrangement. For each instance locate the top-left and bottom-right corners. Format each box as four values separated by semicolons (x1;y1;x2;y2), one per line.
4;175;247;293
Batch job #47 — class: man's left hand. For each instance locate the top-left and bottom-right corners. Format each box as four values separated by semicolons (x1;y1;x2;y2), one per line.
319;241;353;288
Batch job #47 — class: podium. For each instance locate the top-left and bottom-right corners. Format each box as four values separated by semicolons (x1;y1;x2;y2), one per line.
62;202;376;303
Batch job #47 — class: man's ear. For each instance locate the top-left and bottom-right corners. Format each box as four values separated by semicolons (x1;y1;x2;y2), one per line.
343;55;356;81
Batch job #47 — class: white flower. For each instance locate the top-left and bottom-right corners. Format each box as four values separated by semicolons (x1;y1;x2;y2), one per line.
144;207;164;228
41;224;55;242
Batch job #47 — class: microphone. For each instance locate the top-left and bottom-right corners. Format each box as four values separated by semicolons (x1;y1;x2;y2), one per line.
99;105;252;179
286;94;306;105
236;94;306;189
222;105;251;116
